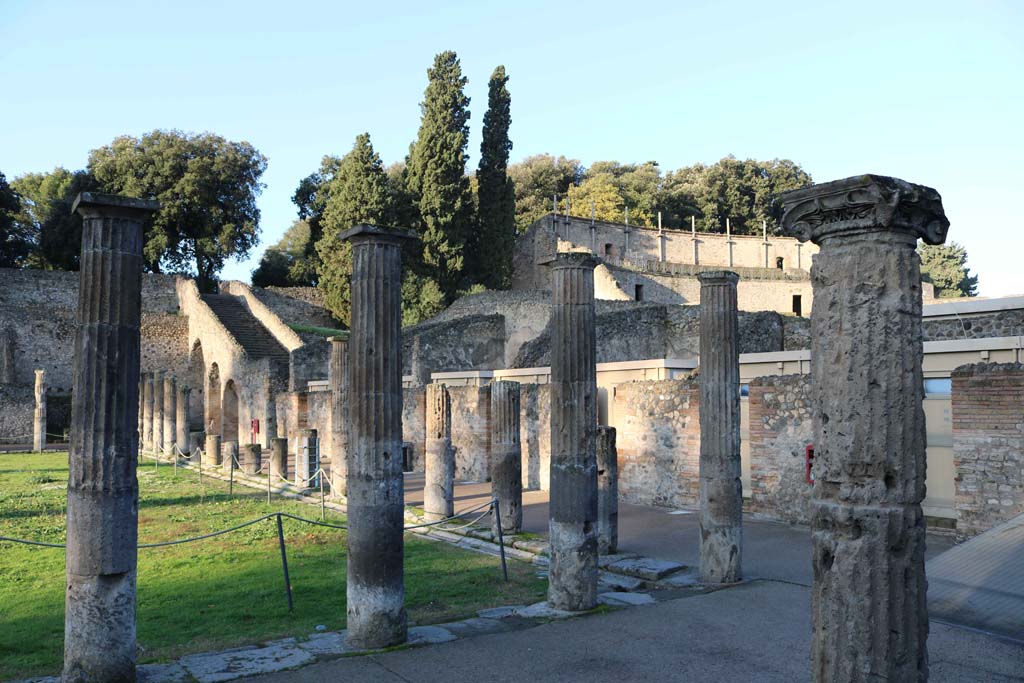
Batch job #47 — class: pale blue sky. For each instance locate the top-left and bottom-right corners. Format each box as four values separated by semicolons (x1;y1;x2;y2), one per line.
2;0;1021;295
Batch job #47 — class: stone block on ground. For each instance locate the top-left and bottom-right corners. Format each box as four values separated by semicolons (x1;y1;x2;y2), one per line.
297;631;351;657
138;662;192;682
597;552;640;569
514;601;579;619
476;605;525;619
408;625;457;645
605;556;687;581
598;572;645;592
179;642;315;683
437;617;517;638
598;591;657;607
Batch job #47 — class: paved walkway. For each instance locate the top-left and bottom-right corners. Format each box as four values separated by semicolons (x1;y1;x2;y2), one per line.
247;580;1024;683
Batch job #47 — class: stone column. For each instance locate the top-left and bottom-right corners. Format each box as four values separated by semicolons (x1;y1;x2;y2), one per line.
33;369;46;452
152;370;164;459
64;192;158;682
188;431;204;458
547;252;599;612
343;223;417;649
697;270;742;584
223;440;238;470
0;327;15;384
241;444;262;475
142;373;154;453
778;175;949;682
205;434;222;466
328;335;349;497
490;380;522;533
424;383;454;521
597;426;618;555
270;437;288;481
162;375;176;456
176;385;190;454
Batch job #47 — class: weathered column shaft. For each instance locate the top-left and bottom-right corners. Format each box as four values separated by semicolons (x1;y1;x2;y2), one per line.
698;270;742;584
424;383;454;521
176;385;190;453
0;327;15;384
142;373;154;453
64;192;157;683
343;224;416;649
547;252;599;611
152;371;164;458
33;369;46;452
490;380;522;533
205;434;222;466
596;426;618;555
779;175;949;682
162;375;176;455
241;444;262;475
270;437;288;481
329;336;349;497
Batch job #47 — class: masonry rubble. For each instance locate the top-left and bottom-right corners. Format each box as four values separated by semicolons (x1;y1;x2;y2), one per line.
63;192;158;682
547;252;600;611
343;224;416;649
424;382;454;521
779;174;948;681
490;380;523;533
596;425;618;555
698;270;743;583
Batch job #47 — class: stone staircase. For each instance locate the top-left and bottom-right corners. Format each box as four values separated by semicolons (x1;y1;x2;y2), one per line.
200;294;290;362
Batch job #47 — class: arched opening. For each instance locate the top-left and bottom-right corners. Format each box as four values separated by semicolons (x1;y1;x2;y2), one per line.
222;379;239;444
776;256;785;270
207;363;222;437
188;340;205;431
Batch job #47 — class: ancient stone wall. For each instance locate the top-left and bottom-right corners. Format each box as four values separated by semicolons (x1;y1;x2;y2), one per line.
612;378;701;508
448;384;491;481
0;385;33;444
952;362;1024;538
403;385;426;472
923;309;1024;341
141;314;190;375
403;314;505;383
289;338;330;391
747;373;814;523
520;382;551;490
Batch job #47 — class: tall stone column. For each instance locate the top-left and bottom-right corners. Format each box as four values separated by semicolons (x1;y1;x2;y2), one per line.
490;380;522;533
142;373;154;453
424;383;454;521
547;252;599;612
64;192;158;683
778;175;949;682
152;370;164;459
0;327;15;384
596;426;618;555
33;369;46;452
162;375;176;456
270;437;288;481
205;434;222;466
343;223;417;649
176;385;190;454
328;335;349;497
698;270;742;584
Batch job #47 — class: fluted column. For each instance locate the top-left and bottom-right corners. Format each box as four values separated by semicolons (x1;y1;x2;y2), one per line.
176;385;190;454
328;335;349;497
596;426;618;555
152;370;164;459
33;369;46;452
64;192;158;683
698;270;742;584
779;175;949;682
424;383;454;521
162;375;176;456
547;252;599;611
343;223;417;649
490;380;522;533
142;373;154;453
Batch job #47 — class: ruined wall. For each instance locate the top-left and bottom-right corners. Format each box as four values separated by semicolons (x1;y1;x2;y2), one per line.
448;384;491;482
141;315;190;375
611;378;700;508
952;362;1024;539
403;385;426;472
924;309;1024;341
403;314;505;383
0;385;33;444
251;284;340;330
289;338;330;391
520;383;551;490
747;374;814;523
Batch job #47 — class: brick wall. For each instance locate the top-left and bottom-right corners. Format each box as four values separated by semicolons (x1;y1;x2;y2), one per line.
952;362;1024;538
747;374;814;523
612;378;700;508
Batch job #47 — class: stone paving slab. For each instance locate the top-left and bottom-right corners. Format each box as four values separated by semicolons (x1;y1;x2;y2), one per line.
604;556;687;581
296;632;350;657
408;625;457;645
138;662;192;682
598;591;657;607
180;642;316;682
438;617;517;638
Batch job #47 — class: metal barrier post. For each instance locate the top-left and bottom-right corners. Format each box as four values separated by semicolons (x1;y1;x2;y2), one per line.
276;513;294;611
493;499;509;581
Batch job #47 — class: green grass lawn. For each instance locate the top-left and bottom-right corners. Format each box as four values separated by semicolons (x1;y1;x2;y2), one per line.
0;452;546;680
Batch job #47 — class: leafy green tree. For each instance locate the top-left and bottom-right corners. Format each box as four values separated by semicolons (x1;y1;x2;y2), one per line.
507;154;583;232
406;50;474;299
567;174;625;223
251;219;316;287
88;130;267;290
919;241;978;298
471;65;516;289
0;172;33;268
11;168;96;270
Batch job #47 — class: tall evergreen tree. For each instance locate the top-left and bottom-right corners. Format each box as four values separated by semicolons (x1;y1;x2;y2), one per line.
315;133;393;325
472;65;516;289
919;241;979;298
407;50;473;299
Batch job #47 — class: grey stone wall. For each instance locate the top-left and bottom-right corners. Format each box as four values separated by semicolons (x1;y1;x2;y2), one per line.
252;285;341;330
448;384;491;482
747;373;814;523
924;309;1024;341
403;314;505;382
290;338;330;391
0;385;33;443
403;385;426;472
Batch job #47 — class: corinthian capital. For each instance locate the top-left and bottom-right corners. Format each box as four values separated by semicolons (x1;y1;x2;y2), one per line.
776;174;949;245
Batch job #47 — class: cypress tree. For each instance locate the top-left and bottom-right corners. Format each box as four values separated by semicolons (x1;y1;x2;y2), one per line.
473;65;516;289
407;50;473;299
315;133;392;324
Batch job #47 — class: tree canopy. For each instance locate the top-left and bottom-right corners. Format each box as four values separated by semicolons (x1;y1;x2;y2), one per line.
0;172;33;268
919;241;978;298
251;219;316;288
507;154;583;232
88;130;267;290
10;168;96;270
